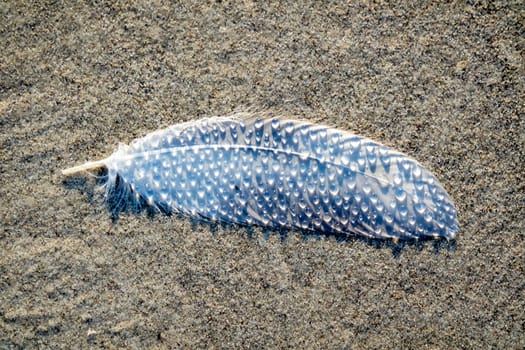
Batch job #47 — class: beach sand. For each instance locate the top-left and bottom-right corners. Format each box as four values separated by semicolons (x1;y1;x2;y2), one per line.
1;1;523;348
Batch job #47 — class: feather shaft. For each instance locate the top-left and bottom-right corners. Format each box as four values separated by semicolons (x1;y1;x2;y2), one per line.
62;159;107;175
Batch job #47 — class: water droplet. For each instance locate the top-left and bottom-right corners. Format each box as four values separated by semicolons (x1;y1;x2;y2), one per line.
254;119;264;129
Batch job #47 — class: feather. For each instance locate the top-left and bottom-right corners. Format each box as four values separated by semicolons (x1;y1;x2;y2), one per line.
63;112;458;241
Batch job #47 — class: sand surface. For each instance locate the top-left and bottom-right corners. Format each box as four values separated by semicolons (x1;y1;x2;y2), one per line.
1;1;524;348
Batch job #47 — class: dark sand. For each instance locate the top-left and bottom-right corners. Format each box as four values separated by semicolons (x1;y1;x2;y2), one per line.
1;1;523;348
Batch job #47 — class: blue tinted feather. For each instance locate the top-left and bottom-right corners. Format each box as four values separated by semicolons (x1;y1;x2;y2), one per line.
63;112;459;240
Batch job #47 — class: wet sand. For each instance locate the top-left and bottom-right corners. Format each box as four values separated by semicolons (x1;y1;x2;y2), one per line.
1;1;524;348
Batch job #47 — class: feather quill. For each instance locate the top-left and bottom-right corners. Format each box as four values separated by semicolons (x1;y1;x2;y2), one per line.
63;113;458;241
